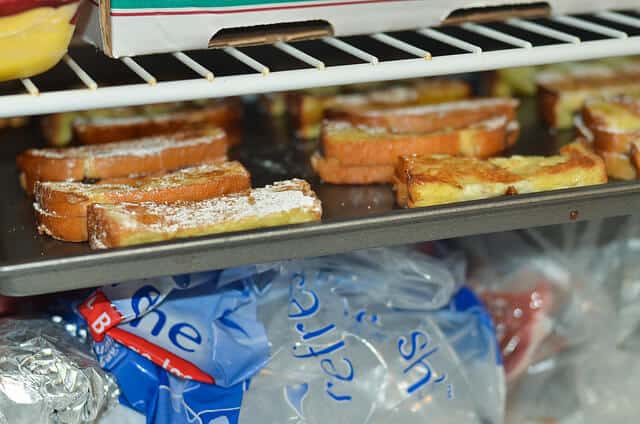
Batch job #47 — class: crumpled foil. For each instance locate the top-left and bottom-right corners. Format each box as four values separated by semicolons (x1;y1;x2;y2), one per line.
0;319;119;423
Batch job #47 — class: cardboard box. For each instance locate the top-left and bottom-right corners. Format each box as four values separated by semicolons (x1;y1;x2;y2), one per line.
79;1;640;58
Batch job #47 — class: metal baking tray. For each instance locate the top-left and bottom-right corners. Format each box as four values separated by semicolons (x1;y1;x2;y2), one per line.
1;97;639;296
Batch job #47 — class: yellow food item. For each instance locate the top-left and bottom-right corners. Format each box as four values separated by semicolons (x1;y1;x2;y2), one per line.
0;2;79;81
394;142;607;208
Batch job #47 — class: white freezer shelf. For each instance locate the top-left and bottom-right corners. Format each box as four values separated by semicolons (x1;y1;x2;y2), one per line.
2;10;640;117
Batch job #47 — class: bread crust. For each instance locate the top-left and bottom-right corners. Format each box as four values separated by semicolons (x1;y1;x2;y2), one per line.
33;162;251;242
395;141;607;208
34;204;87;242
288;79;471;139
311;153;394;184
87;179;322;249
17;128;228;194
582;97;640;154
74;100;242;145
40;99;242;147
321;117;518;167
596;149;637;180
327;98;517;134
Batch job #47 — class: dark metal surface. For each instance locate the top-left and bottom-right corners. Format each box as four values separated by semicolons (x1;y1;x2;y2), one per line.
0;97;637;296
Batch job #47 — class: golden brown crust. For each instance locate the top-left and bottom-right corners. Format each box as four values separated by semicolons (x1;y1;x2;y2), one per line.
40;99;243;147
631;141;640;176
321;117;517;166
87;179;322;249
395;141;607;208
74;99;243;146
288;80;471;139
17;128;228;194
596;149;637;180
311;153;394;184
327;98;517;134
34;205;87;242
537;87;559;128
35;162;251;219
582;97;640;154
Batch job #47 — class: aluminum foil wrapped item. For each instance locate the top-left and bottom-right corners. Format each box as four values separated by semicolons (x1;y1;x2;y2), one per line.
0;319;119;424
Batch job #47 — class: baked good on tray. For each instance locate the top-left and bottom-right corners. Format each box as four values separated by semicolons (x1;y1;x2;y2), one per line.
394;141;607;208
313;97;519;184
579;96;640;180
87;179;322;249
17;128;228;194
34;162;251;242
0;116;28;129
537;61;640;129
41;98;242;147
287;79;471;139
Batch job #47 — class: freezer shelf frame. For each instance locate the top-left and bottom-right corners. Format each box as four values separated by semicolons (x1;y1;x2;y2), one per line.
3;9;640;117
1;182;638;296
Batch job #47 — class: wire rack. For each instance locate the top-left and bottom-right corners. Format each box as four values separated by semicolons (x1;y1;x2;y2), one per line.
2;9;640;117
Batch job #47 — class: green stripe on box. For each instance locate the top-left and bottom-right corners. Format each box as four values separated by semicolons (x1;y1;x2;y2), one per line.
111;0;326;9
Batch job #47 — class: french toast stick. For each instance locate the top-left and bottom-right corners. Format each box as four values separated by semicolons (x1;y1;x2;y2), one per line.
311;153;395;184
289;79;471;139
394;141;607;208
326;97;518;134
582;97;640;154
321;116;519;167
74;99;242;146
41;99;241;146
537;63;640;129
87;179;322;249
33;162;251;242
17;128;227;194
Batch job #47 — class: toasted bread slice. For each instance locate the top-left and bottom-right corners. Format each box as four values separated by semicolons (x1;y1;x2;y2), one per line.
74;99;242;146
596;149;637;180
0;116;28;130
34;203;87;242
41;99;241;147
42;102;188;147
581;97;640;154
310;152;395;184
631;140;640;177
327;97;518;134
87;179;322;249
395;141;606;208
289;79;471;139
34;162;250;242
17;128;227;194
322;116;519;167
36;161;250;217
536;63;640;128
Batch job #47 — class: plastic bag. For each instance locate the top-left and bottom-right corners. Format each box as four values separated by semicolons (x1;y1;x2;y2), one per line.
457;217;635;423
240;247;504;424
79;245;504;424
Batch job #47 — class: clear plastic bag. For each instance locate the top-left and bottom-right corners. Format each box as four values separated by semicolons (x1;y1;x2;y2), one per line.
457;217;638;423
240;247;504;424
80;245;504;424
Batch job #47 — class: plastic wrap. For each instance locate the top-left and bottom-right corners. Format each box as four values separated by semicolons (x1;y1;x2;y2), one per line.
0;318;118;424
79;245;504;424
458;217;639;423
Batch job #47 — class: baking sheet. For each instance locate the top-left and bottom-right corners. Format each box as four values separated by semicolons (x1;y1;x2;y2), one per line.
1;96;638;296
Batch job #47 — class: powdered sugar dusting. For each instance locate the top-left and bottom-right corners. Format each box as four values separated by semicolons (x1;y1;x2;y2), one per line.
38;162;248;196
28;131;224;159
325;115;508;134
76;109;195;128
359;98;518;117
96;179;321;233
